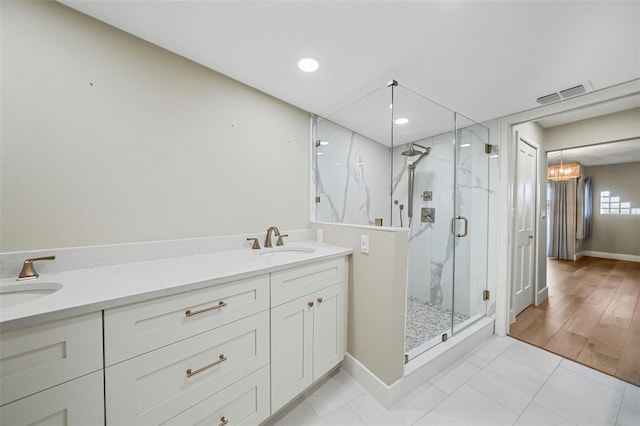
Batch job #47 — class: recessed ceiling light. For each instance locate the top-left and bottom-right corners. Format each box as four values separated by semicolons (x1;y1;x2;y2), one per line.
394;118;409;125
298;57;319;72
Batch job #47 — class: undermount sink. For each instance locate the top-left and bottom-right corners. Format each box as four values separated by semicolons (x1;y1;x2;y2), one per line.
0;282;63;309
259;246;316;256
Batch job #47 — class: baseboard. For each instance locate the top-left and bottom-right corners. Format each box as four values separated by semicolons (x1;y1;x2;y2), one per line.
536;286;549;305
583;251;640;263
341;353;399;408
574;251;585;261
342;317;494;408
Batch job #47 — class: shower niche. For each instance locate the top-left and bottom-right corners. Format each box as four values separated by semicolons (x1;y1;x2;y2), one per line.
313;81;492;361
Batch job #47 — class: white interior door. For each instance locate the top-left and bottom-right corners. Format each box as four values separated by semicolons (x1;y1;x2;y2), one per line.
513;137;537;316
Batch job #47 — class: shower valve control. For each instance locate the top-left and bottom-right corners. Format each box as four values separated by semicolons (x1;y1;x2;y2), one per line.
421;208;435;223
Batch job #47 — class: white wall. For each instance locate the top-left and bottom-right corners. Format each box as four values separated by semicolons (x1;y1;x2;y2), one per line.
583;162;640;256
545;108;640;151
0;1;311;252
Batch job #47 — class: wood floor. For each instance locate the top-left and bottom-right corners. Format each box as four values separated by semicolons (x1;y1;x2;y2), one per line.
509;256;640;386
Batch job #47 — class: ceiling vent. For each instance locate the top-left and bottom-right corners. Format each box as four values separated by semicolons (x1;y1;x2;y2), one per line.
559;85;586;99
536;83;590;105
536;93;562;105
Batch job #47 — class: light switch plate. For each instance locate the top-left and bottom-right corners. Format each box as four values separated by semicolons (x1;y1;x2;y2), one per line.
360;235;370;254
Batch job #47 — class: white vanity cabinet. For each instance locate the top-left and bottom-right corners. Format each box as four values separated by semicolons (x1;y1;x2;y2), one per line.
0;249;350;426
270;258;347;413
0;313;104;426
103;274;271;425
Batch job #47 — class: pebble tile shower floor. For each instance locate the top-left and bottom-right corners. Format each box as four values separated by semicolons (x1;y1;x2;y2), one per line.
405;296;469;352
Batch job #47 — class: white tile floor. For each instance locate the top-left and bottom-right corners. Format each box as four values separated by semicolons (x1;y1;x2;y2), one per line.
269;336;640;426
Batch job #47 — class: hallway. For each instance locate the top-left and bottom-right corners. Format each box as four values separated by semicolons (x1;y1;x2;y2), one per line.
509;257;640;385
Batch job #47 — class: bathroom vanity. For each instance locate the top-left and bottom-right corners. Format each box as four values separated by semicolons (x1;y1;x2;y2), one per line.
0;241;350;426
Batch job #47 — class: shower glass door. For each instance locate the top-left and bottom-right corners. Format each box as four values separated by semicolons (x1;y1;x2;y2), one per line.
403;105;491;362
452;115;490;334
395;85;457;360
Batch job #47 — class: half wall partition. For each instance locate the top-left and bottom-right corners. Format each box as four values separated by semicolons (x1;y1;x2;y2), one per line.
314;81;492;362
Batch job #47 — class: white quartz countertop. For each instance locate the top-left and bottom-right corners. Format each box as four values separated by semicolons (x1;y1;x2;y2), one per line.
0;241;351;331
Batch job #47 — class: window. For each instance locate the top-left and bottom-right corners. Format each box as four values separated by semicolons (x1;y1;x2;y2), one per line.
599;191;640;215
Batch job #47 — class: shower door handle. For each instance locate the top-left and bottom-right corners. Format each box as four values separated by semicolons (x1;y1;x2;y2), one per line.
453;216;468;238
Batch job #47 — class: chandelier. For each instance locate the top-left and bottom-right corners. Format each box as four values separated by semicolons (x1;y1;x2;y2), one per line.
547;151;580;181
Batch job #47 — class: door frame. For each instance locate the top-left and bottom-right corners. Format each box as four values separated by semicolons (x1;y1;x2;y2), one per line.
494;79;640;337
510;133;541;323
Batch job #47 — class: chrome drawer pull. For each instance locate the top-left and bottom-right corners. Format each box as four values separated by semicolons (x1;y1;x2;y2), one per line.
186;354;227;377
219;416;228;426
185;300;226;317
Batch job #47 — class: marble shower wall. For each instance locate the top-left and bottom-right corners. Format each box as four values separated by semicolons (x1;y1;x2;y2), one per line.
314;115;491;321
315;119;390;226
392;133;455;310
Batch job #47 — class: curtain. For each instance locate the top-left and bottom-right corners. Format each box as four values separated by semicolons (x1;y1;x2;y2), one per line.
547;179;577;259
584;177;592;239
576;177;585;240
576;176;592;240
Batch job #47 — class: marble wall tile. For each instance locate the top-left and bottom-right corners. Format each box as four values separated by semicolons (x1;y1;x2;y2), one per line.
315;119;390;226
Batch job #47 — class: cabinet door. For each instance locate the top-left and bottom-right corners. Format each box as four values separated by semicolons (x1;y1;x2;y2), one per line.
270;295;313;413
313;283;345;380
0;371;104;426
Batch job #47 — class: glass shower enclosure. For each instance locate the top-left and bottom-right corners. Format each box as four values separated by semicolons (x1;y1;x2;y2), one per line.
314;81;491;361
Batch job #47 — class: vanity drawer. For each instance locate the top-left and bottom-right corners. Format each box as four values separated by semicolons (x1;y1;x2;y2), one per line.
0;371;104;426
163;365;270;426
105;311;269;426
0;312;103;406
104;274;269;365
271;258;346;306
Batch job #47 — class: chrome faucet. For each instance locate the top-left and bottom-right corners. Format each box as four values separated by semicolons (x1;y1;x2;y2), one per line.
265;226;281;248
17;256;56;281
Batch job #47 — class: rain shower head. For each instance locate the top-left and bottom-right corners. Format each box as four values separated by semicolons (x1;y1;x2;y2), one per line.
401;143;431;157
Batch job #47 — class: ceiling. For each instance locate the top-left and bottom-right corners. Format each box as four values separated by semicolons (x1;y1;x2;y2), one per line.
59;0;640;132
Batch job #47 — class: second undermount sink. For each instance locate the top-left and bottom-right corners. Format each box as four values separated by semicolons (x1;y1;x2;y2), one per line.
0;282;63;309
259;246;316;256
